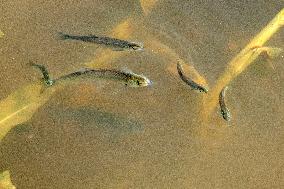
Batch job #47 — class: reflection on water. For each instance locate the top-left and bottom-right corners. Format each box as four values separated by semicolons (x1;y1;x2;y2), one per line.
0;0;283;188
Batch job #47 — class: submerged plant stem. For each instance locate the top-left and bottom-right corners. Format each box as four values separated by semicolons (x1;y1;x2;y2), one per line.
203;8;284;120
0;170;16;189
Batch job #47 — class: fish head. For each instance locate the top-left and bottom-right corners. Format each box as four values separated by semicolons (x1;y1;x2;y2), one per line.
125;73;152;87
130;42;144;51
198;86;208;93
44;79;54;86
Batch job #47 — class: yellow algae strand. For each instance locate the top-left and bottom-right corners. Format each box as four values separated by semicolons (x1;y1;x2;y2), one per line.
0;82;57;141
227;46;282;78
202;8;284;119
110;17;135;39
0;171;16;189
261;46;283;58
243;8;284;50
203;47;282;120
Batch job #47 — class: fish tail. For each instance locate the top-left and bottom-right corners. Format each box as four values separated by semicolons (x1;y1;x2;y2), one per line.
30;61;54;86
57;32;71;40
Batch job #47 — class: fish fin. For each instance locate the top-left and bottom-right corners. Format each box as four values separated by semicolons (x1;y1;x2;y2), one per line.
57;32;70;40
121;67;133;73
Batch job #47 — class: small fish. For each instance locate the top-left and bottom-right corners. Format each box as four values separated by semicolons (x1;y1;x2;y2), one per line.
54;68;152;87
31;63;152;87
177;62;208;93
30;62;54;86
219;86;231;121
58;32;143;51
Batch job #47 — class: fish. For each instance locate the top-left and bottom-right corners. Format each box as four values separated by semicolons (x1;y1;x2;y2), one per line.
30;62;54;86
58;32;143;51
54;68;152;87
219;86;231;121
31;63;152;87
177;62;208;93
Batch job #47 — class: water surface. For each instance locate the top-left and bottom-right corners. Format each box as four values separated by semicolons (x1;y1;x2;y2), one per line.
0;1;283;188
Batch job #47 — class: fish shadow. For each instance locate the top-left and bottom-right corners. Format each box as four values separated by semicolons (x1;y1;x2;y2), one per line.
62;106;144;137
0;106;144;188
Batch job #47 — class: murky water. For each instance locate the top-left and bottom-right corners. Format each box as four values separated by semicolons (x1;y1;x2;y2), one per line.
0;1;283;188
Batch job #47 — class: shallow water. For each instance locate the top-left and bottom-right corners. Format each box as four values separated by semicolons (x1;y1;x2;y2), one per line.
0;1;284;188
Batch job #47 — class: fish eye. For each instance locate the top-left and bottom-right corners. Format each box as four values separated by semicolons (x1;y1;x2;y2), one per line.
45;80;53;86
131;44;143;50
136;80;141;85
132;45;139;50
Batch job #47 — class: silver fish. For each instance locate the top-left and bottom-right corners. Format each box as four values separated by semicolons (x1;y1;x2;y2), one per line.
177;62;208;93
30;62;54;86
54;68;152;87
58;32;143;51
31;63;151;87
219;86;231;121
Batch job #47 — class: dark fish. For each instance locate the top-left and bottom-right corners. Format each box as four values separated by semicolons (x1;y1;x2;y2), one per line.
30;62;54;86
54;68;152;87
219;86;231;121
177;62;208;93
58;32;143;51
31;63;152;87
